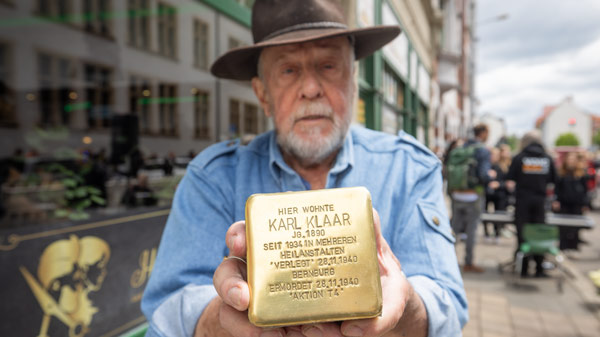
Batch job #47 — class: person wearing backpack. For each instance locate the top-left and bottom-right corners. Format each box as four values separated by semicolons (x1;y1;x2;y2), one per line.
448;124;497;273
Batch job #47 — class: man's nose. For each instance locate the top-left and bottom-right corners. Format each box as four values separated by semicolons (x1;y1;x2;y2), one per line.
300;69;323;100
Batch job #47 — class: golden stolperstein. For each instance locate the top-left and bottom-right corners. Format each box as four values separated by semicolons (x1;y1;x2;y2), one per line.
245;187;382;327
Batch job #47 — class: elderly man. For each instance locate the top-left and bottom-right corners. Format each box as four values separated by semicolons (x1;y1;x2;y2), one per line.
141;1;467;336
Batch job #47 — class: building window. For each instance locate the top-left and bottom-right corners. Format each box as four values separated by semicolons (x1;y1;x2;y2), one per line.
382;65;406;134
229;99;260;138
194;90;209;139
130;76;152;134
83;0;112;37
128;0;151;50
84;63;113;129
38;52;77;128
36;0;73;19
244;103;258;135
383;67;404;109
0;43;16;127
158;83;177;136
157;3;177;58
193;19;209;70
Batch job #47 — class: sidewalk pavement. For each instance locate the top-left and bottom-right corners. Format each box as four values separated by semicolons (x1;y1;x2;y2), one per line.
456;221;600;337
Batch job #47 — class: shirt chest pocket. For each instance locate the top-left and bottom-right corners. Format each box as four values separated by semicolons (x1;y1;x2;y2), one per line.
417;201;455;243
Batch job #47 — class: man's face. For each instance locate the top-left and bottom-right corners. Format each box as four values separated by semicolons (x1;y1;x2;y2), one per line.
252;37;355;166
481;130;489;142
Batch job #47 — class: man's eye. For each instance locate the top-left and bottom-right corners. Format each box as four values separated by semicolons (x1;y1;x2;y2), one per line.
282;68;295;75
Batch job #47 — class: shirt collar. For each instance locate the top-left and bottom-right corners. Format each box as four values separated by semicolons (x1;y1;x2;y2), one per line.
268;129;355;183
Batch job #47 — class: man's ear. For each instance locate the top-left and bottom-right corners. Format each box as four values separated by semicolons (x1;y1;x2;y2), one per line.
251;77;271;117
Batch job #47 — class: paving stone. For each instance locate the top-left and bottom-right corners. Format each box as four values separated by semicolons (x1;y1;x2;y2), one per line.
482;332;512;337
512;319;543;333
463;322;480;337
512;330;547;337
456;201;600;337
570;315;600;336
481;320;513;336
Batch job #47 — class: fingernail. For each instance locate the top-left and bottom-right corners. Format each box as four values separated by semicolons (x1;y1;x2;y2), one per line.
259;330;284;337
227;286;241;308
302;326;323;337
286;331;304;337
343;325;363;337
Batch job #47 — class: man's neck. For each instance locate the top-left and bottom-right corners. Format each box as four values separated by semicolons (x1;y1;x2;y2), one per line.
282;150;339;190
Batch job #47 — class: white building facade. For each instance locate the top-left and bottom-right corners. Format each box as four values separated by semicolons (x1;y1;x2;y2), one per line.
435;0;477;150
478;113;506;147
0;0;265;158
537;97;593;150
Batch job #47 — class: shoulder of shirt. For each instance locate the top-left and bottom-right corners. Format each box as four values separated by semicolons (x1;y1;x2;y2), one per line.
188;132;271;171
351;126;440;168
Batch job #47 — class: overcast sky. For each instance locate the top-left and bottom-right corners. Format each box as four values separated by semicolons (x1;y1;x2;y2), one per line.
475;0;600;136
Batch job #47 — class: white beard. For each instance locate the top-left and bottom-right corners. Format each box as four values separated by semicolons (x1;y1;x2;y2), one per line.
276;102;350;166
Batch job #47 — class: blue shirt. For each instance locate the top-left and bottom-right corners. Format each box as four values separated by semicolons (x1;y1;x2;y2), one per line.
141;126;468;336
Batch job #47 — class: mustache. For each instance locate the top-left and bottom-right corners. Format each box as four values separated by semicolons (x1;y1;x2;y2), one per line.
293;103;334;121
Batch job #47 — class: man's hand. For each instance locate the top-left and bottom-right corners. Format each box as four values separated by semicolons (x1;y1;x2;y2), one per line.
197;211;428;337
506;180;516;192
195;220;286;337
488;181;500;190
299;210;428;337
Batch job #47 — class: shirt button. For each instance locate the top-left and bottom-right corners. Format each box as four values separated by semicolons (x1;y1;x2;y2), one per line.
432;216;440;226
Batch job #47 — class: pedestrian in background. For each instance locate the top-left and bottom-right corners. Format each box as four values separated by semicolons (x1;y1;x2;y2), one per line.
484;147;509;243
507;130;556;277
443;138;462;196
449;124;496;273
553;151;589;250
499;144;514;204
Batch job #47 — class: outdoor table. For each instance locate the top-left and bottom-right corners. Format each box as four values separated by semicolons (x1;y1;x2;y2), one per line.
480;211;595;229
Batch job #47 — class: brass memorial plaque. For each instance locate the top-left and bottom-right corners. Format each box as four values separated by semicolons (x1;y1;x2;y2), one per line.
245;187;382;327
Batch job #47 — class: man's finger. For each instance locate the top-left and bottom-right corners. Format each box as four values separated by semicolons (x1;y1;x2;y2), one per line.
301;322;344;337
339;276;407;337
213;258;250;311
372;208;384;254
219;301;284;337
226;221;247;258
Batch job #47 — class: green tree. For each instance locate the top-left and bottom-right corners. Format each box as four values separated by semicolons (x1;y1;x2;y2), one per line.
554;132;580;147
593;130;600;146
506;134;520;151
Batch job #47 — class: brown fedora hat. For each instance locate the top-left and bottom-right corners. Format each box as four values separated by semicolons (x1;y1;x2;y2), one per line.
210;0;401;80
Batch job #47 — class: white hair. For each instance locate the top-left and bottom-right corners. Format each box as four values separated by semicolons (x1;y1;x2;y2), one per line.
275;101;350;166
520;130;543;150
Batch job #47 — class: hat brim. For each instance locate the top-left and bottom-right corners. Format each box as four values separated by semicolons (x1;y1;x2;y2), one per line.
210;25;401;81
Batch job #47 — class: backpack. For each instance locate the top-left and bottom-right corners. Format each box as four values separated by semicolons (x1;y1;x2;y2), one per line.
446;144;481;192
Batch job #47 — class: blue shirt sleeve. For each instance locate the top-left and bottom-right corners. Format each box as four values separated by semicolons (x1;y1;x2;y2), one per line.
392;161;468;335
141;163;234;336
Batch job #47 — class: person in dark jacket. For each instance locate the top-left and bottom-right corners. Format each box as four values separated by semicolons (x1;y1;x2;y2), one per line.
507;130;556;277
553;151;589;250
484;147;510;242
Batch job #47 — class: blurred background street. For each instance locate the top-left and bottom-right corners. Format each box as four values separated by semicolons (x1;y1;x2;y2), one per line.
455;208;600;337
1;0;599;336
